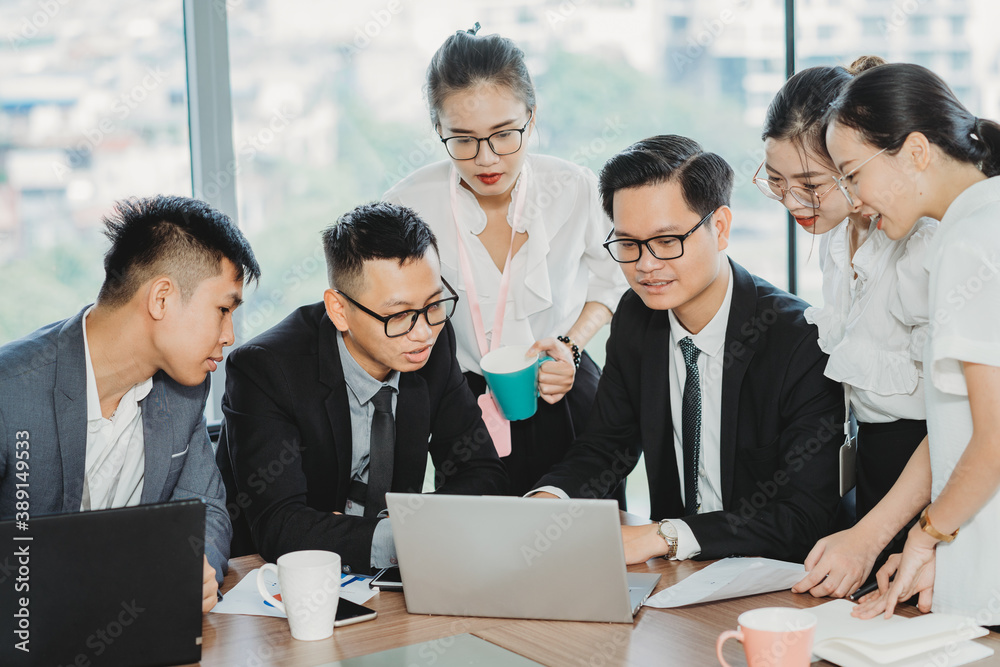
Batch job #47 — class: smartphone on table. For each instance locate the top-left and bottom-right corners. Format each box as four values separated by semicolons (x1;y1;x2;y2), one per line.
335;598;377;627
369;566;403;592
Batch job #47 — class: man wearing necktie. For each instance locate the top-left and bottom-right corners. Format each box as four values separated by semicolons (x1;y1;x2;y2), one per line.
218;202;508;574
533;135;844;564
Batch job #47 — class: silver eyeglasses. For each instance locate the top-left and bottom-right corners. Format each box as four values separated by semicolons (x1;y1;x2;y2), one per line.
833;147;888;206
752;161;839;209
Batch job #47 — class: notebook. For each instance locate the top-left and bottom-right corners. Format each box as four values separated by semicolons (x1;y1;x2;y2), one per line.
810;599;994;667
0;500;206;667
385;493;660;623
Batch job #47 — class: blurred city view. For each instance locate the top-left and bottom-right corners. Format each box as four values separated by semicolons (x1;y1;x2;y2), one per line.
3;0;999;351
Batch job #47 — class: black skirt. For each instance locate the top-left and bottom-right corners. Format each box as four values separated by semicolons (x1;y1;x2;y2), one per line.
855;418;927;585
855;419;927;519
464;351;624;505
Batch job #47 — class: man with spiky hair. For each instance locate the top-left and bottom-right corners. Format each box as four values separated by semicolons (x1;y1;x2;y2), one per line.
218;202;507;574
0;195;260;612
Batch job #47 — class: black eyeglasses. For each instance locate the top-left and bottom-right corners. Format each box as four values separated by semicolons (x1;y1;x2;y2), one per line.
335;279;459;338
439;111;533;161
603;209;715;263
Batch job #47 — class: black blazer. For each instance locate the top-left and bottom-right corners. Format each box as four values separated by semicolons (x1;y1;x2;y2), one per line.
217;303;508;572
535;260;844;562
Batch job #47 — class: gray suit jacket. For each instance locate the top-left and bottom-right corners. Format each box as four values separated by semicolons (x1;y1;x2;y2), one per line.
0;307;231;583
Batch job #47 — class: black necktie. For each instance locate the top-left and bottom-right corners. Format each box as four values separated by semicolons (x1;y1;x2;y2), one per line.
365;386;395;518
679;337;702;516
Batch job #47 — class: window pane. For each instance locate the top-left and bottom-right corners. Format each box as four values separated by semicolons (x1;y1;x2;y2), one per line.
0;1;190;344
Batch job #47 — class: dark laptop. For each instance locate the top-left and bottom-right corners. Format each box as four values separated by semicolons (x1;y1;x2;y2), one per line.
0;500;205;667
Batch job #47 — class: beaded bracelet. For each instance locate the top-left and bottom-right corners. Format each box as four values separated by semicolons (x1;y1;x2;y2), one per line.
557;335;581;368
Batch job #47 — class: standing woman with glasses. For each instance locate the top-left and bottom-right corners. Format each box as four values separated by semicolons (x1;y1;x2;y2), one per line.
753;58;940;600
384;25;628;496
819;63;1000;626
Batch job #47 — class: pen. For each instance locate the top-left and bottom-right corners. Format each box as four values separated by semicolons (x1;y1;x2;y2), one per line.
849;580;879;600
850;572;895;601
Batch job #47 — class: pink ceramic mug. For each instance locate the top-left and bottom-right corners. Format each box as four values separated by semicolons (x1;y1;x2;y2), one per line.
716;607;817;667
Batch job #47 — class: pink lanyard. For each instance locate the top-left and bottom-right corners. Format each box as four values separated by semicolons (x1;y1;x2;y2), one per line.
450;164;529;359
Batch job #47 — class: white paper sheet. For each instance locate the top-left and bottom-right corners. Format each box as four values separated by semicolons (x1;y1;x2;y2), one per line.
211;568;378;617
643;557;806;608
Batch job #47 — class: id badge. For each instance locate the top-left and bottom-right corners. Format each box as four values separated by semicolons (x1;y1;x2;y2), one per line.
839;433;857;497
478;391;512;457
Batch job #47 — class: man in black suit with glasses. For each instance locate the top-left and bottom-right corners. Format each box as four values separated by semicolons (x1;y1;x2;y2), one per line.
533;136;843;565
218;202;507;573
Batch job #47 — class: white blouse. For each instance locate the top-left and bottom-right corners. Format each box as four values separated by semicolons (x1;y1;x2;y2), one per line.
384;154;629;375
805;216;938;423
923;176;1000;624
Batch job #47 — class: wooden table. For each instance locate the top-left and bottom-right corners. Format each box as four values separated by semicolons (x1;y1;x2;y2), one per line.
195;555;1000;666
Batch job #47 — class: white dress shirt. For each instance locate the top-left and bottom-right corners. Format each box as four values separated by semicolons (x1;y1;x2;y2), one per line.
81;306;152;511
805;217;937;423
384;154;629;374
666;263;734;560
922;176;1000;624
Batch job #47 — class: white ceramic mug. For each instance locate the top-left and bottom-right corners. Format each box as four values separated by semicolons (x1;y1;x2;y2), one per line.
256;550;341;641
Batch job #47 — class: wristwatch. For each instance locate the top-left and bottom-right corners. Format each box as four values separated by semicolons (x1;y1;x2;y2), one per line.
657;519;678;559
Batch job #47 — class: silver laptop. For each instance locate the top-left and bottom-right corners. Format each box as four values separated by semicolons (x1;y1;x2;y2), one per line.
386;493;660;623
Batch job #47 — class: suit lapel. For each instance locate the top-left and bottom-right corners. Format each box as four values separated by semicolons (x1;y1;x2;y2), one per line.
641;309;683;516
719;260;758;506
54;310;89;512
394;373;429;493
318;316;354;503
139;374;174;503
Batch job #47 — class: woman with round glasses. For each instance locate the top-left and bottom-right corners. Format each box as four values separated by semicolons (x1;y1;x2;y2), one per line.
384;25;628;496
822;63;1000;627
755;57;940;601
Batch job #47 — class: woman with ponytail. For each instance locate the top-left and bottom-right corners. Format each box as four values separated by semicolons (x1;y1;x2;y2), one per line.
824;62;1000;625
384;26;628;497
757;57;939;600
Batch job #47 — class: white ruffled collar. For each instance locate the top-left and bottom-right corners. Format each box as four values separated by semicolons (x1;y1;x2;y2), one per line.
448;157;554;320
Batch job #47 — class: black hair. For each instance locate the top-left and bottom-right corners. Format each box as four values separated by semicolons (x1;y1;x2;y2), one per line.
762;56;885;164
828;62;1000;177
598;135;734;221
763;67;852;164
322;201;439;294
425;25;536;129
98;195;260;308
